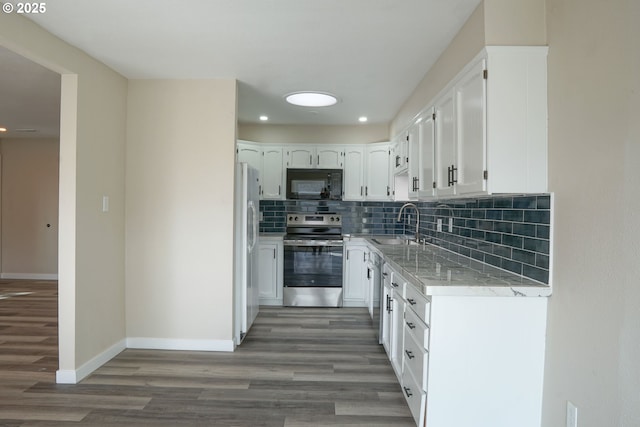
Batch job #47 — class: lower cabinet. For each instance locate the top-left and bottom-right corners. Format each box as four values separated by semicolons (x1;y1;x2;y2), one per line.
380;258;547;427
343;242;369;307
258;237;283;305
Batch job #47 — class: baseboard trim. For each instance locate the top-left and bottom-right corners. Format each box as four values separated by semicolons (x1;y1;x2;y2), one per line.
1;273;58;280
126;337;235;352
56;339;126;384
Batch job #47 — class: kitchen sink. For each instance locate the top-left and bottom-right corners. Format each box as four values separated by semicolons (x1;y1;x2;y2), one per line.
372;237;419;246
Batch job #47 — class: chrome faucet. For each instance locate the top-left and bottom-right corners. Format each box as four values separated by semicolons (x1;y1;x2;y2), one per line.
397;202;420;241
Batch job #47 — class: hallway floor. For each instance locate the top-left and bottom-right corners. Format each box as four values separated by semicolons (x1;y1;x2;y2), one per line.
0;280;413;426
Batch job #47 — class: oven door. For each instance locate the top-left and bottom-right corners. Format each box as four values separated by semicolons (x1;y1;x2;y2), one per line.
283;241;344;306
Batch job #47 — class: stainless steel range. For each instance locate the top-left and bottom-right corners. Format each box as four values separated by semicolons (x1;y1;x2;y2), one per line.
283;213;344;307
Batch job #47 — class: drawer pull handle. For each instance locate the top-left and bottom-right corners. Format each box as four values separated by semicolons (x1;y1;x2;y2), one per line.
406;321;416;330
403;386;413;398
405;350;415;359
391;282;399;288
407;298;417;305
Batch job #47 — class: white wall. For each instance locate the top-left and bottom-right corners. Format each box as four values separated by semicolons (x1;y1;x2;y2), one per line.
0;12;127;380
238;123;389;144
125;79;237;349
542;0;640;425
0;138;59;278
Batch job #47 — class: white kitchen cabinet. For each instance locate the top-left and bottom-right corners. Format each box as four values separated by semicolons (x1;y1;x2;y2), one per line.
237;141;262;172
364;143;391;200
424;296;546;427
262;146;284;199
418;111;436;199
454;58;486;195
343;242;368;307
392;131;409;174
433;88;456;197
258;237;283;305
343;146;365;201
407;123;420;199
390;279;406;377
285;146;315;168
316;145;344;168
381;263;393;355
433;46;548;197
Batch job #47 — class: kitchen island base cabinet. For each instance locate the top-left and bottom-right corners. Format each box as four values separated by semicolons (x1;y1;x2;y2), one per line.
423;296;547;427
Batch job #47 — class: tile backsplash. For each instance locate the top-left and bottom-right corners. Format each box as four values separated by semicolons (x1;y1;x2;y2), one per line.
260;194;552;284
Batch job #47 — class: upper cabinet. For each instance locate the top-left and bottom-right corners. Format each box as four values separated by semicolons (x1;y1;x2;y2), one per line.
285;145;345;169
343;146;366;200
396;46;548;199
365;143;392;200
262;146;284;199
285;146;315;168
317;145;344;169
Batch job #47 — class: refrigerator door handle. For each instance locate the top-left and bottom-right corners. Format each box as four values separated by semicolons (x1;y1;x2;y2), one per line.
247;201;258;252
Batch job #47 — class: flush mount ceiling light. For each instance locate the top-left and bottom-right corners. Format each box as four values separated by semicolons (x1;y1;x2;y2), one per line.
259;115;269;121
285;92;338;107
358;116;368;123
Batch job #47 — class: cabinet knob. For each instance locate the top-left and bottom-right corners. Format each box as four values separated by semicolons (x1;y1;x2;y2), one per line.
405;349;415;359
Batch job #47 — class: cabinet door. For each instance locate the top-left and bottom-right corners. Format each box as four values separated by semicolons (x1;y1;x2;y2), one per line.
390;290;406;376
382;284;392;356
258;243;278;300
317;145;344;168
237;142;262;171
434;89;456;197
343;245;368;305
343;147;365;200
419;111;436;199
407;123;421;198
286;146;315;168
393;132;408;173
262;147;284;199
456;59;487;195
365;144;391;200
237;142;263;196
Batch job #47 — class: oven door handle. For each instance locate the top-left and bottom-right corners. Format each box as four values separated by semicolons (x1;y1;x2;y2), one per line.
283;241;344;247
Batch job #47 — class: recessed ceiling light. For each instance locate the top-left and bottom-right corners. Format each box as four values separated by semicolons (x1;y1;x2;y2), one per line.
0;127;6;132
259;115;269;121
285;92;338;107
358;116;368;123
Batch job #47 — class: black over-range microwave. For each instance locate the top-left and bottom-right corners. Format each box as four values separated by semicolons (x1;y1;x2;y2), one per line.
286;169;343;200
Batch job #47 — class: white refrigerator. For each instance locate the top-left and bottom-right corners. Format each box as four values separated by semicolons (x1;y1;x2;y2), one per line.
234;162;260;346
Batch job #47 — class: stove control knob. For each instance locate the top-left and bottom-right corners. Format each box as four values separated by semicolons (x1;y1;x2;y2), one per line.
288;216;293;221
335;217;340;222
330;217;335;222
294;216;299;221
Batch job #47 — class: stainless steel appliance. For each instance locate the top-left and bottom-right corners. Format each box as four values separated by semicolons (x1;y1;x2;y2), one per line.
283;213;344;307
286;169;343;200
234;162;260;345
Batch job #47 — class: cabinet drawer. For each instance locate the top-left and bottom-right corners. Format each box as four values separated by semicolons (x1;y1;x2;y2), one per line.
404;307;429;351
403;329;429;390
401;365;427;426
405;283;430;325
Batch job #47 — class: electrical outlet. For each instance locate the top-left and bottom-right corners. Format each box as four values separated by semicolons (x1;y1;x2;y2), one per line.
436;218;443;232
448;217;453;232
566;401;578;427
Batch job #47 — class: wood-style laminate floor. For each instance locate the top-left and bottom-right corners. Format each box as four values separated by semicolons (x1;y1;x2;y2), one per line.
0;280;414;426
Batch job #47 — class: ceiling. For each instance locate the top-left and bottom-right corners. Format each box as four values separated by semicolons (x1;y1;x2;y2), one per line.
1;0;481;136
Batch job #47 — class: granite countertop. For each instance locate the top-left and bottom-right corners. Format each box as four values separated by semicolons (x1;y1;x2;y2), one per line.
349;235;552;298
